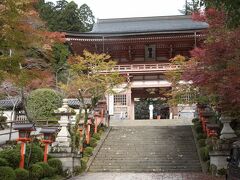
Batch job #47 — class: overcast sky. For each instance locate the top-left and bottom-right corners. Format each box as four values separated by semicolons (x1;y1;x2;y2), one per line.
47;0;186;19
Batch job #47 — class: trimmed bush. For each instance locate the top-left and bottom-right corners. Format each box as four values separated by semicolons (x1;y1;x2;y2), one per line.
0;157;9;166
48;158;63;175
89;137;97;148
195;125;203;134
83;147;93;157
15;168;29;180
27;88;62;120
198;139;206;147
92;133;100;140
29;164;44;180
0;147;20;168
36;162;54;178
0;166;16;180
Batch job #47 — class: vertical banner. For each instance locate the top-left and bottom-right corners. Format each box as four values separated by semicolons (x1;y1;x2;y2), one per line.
109;95;114;115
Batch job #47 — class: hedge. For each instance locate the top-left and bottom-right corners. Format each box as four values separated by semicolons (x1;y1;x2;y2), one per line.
89;137;97;148
36;162;54;178
0;147;20;168
83;147;93;157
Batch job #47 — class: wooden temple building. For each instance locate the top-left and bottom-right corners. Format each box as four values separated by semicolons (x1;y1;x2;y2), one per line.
66;15;208;120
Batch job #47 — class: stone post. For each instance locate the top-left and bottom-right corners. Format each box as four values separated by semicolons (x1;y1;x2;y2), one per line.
220;115;237;139
55;99;71;153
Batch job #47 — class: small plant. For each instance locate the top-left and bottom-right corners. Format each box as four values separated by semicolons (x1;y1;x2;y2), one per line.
48;158;63;175
29;164;44;180
89;137;97;147
0;166;16;180
92;133;100;140
73;165;82;175
14;168;29;180
200;146;209;161
83;147;93;157
197;133;207;140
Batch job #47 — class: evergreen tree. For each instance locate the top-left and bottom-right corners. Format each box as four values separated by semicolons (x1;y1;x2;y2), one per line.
179;0;204;15
37;0;95;32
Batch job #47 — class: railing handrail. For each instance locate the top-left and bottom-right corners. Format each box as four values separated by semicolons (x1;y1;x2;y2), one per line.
103;63;180;73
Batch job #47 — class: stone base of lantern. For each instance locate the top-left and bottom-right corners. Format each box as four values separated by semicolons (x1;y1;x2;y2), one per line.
209;150;230;170
49;152;81;174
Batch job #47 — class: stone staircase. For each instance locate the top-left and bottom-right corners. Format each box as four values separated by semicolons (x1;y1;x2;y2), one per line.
89;126;202;172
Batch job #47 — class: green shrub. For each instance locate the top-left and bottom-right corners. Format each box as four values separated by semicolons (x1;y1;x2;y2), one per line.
0;157;9;166
0;166;16;180
195;125;203;134
25;143;44;167
197;133;207;140
200;147;209;161
89;137;97;148
198;139;206;147
29;164;44;180
36;162;54;178
192;118;199;124
83;147;93;157
48;158;63;175
217;168;227;175
92;133;100;140
80;157;89;172
27;88;62;120
14;168;29;180
0;147;20;168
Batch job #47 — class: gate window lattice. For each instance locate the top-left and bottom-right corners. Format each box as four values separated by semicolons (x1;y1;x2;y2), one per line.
114;95;126;106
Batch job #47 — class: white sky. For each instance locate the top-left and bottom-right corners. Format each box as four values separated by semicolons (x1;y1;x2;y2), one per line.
47;0;186;19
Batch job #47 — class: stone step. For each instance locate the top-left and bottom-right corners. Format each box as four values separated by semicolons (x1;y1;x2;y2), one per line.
88;125;201;173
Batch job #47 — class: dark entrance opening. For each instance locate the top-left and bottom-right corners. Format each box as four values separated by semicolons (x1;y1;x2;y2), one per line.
135;98;169;120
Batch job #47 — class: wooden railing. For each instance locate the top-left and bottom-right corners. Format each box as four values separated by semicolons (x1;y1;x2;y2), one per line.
103;63;180;73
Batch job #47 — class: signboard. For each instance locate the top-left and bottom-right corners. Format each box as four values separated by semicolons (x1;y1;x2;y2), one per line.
109;95;114;115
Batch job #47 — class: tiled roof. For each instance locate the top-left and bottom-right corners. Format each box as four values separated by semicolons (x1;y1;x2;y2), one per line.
91;15;208;34
0;98;92;110
67;98;91;108
0;97;22;110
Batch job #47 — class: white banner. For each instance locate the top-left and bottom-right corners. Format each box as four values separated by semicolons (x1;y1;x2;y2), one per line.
109;95;114;115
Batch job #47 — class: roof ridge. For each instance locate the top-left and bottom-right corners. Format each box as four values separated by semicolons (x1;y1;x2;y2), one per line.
97;15;192;24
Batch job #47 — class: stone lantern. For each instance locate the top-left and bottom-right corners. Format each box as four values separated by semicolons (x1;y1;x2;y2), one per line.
13;123;36;168
220;115;237;139
54;99;75;153
40;127;57;162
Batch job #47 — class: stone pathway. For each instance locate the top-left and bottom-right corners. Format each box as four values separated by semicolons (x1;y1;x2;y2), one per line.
71;172;224;180
110;119;193;127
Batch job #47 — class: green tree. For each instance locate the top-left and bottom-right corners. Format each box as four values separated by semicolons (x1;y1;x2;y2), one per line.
205;0;240;28
37;0;95;32
51;43;70;85
60;50;124;152
179;0;204;15
0;0;65;120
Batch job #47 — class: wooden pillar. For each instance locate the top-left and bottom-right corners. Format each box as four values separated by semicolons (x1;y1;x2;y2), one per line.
19;142;25;168
43;143;49;162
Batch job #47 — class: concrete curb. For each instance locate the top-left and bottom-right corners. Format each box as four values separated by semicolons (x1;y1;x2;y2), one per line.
85;127;112;172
